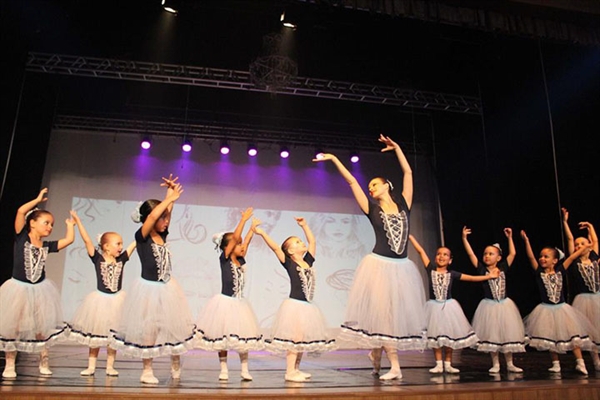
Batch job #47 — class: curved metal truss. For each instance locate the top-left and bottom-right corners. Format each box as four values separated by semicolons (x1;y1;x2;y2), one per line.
26;52;481;115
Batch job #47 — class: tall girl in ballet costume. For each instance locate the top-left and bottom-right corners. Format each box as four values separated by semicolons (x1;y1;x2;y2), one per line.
409;235;500;374
68;212;136;376
561;208;600;371
1;188;75;379
195;208;263;381
110;176;195;384
462;226;527;373
254;217;335;382
314;134;426;380
520;229;595;374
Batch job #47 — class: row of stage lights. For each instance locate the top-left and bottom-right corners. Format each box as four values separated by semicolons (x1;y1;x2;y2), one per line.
161;1;298;30
140;137;360;163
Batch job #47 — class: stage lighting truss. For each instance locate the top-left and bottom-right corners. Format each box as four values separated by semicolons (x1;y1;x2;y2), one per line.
26;52;481;114
52;114;429;155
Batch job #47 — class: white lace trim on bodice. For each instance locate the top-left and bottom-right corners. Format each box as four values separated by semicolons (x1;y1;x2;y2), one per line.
488;271;506;300
541;271;563;304
578;260;599;293
297;266;316;302
431;270;451;301
100;261;124;292
380;210;408;255
24;241;48;283
151;243;172;282
230;262;245;298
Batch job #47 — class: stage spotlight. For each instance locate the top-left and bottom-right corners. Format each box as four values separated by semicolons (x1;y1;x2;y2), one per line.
182;138;192;152
350;152;360;163
280;145;290;159
220;140;230;155
247;143;258;157
140;136;152;150
161;0;179;14
280;11;297;30
314;148;324;160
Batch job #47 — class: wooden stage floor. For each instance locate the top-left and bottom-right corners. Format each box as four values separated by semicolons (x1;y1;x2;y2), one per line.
1;346;599;399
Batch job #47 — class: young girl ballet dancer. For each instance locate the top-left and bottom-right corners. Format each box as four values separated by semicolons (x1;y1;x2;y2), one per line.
561;208;600;371
68;211;136;376
254;217;335;383
0;188;75;379
110;176;195;384
520;229;595;374
314;134;426;380
409;235;499;374
462;226;527;373
194;208;263;381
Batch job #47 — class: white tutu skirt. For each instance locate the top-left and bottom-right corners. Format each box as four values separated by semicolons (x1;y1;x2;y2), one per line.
0;278;67;352
472;298;527;353
194;294;264;352
424;299;478;349
110;277;195;358
524;302;595;353
572;292;600;347
68;290;126;348
340;254;426;350
266;298;336;354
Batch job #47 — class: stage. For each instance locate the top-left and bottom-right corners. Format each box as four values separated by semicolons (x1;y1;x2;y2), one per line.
1;346;598;399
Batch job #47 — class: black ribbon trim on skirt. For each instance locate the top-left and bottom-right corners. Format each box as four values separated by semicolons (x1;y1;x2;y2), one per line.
527;334;591;345
266;337;336;346
66;323;108;340
0;324;67;344
200;333;264;343
341;324;424;341
427;332;477;342
109;327;196;350
477;339;527;346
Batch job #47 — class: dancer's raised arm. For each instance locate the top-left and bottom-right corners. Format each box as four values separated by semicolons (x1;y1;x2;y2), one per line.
15;188;48;233
579;221;598;255
408;234;430;267
562;208;574;255
504;228;516;266
520;230;538;270
462;226;478;268
378;134;413;209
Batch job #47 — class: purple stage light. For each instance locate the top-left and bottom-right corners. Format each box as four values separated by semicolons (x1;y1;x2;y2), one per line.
280;146;290;159
247;143;258;157
350;152;360;163
141;140;151;150
182;138;192;152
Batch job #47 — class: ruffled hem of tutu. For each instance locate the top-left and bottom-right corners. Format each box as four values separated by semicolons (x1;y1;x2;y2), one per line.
426;332;479;350
67;324;112;348
527;335;595;354
193;331;265;352
0;325;68;353
265;337;337;354
340;325;427;351
109;329;195;358
473;340;528;353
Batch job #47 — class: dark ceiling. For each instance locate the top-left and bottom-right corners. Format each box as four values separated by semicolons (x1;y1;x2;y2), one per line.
2;0;599;151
